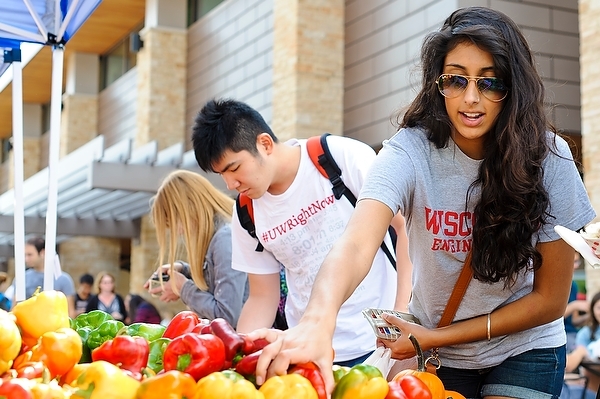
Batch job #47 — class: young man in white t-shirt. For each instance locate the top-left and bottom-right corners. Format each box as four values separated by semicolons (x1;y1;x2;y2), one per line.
191;98;410;365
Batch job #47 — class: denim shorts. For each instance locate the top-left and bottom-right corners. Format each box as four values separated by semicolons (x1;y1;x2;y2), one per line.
437;345;566;399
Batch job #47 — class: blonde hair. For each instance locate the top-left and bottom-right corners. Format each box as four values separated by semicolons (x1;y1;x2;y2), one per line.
95;271;116;294
151;170;234;291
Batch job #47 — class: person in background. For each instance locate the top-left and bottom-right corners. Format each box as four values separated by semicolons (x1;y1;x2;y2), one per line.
72;273;94;318
125;294;162;325
85;271;127;322
565;253;589;352
0;272;11;311
10;236;76;315
144;170;249;328
575;292;600;357
248;7;596;398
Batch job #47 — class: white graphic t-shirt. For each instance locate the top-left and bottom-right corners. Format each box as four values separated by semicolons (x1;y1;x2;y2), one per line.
232;136;397;361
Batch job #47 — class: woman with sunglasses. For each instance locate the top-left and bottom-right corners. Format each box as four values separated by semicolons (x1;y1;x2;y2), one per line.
248;7;596;398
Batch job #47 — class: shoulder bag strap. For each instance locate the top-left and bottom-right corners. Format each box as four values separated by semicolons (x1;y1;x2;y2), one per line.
437;250;473;328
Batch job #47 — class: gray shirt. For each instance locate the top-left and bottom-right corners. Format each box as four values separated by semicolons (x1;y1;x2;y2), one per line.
179;222;249;327
360;127;596;369
15;268;76;299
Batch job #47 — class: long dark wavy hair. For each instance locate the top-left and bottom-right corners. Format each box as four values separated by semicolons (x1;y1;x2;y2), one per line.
400;7;554;286
588;292;600;341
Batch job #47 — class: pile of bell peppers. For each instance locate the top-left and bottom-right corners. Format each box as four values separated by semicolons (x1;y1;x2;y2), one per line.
1;295;466;399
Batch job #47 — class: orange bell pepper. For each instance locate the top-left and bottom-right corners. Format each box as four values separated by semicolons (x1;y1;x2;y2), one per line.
392;335;445;399
135;370;196;399
0;309;22;375
31;327;82;378
59;363;91;387
12;290;70;348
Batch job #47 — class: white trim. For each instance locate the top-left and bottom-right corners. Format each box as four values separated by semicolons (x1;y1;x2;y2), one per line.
0;43;44;93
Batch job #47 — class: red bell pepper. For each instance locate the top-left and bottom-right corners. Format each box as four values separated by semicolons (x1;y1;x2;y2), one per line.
91;335;149;380
289;362;327;399
0;378;33;399
239;334;269;355
15;361;46;379
208;318;245;362
162;311;200;339
163;333;226;381
234;350;261;378
386;375;432;399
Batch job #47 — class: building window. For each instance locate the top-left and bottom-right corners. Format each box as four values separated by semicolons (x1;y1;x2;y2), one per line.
99;27;141;90
188;0;224;26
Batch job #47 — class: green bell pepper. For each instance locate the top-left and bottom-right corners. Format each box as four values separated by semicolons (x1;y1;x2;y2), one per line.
118;323;166;342
146;337;171;373
331;364;389;399
77;326;93;363
87;319;125;350
73;310;114;329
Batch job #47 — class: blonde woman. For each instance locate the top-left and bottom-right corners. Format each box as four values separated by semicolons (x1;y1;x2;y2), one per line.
145;170;248;327
85;271;127;322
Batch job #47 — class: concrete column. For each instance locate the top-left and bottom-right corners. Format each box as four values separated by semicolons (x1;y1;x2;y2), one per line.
59;237;122;294
60;52;99;157
579;0;600;294
131;0;187;313
7;103;42;189
135;0;187;150
271;0;345;140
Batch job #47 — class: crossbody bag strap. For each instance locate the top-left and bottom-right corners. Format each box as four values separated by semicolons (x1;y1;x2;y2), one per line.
437;250;473;328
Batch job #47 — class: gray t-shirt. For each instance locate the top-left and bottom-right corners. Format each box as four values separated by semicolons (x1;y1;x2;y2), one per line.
17;268;76;299
360;126;596;369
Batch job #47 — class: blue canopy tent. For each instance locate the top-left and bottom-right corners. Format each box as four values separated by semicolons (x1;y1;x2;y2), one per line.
0;0;102;300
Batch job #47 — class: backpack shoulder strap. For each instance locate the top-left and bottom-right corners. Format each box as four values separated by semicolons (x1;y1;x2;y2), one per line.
307;133;356;204
235;193;264;252
307;133;396;269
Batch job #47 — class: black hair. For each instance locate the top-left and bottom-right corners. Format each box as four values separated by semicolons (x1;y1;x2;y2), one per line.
79;273;94;285
26;236;45;254
191;98;277;172
399;7;553;286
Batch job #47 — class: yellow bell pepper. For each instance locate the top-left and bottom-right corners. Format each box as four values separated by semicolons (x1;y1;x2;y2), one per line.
12;289;70;348
70;360;140;399
0;309;22;374
195;370;264;399
31;379;74;399
31;327;83;378
332;364;389;399
258;373;317;399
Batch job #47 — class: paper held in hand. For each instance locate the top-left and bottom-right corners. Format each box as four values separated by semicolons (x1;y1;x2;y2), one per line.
555;223;600;268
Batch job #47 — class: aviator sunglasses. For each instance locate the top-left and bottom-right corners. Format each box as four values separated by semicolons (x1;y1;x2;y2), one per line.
436;74;508;102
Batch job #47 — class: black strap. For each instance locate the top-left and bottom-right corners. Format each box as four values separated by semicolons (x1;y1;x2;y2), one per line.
317;133;397;269
236;194;264;252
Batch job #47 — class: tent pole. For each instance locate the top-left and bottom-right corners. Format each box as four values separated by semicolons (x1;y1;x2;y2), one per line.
43;44;64;292
11;49;26;302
